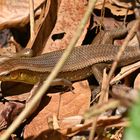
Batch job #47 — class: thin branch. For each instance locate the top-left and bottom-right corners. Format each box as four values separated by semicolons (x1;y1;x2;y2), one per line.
0;0;97;139
29;0;35;41
89;68;108;140
88;117;98;140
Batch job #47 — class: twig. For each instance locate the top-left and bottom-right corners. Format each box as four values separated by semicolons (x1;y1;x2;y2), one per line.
99;68;108;103
131;0;140;45
89;117;98;140
89;68;108;140
29;0;35;41
84;100;120;119
60;115;126;136
87;100;120;140
0;0;97;139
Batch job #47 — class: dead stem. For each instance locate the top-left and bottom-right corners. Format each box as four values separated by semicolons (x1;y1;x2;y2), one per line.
29;0;35;41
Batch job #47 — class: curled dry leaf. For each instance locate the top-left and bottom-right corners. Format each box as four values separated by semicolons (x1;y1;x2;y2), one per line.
0;0;45;29
110;61;140;85
109;0;133;8
95;1;133;16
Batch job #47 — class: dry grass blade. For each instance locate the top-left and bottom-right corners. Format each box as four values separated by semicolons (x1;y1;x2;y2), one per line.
29;0;35;41
111;61;140;85
89;68;109;140
84;100;120;120
60;116;126;137
26;0;57;54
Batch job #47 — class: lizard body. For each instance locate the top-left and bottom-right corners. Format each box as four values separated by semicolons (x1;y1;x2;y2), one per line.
0;44;140;84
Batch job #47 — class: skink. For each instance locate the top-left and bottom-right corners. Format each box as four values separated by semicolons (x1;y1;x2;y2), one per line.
0;44;140;84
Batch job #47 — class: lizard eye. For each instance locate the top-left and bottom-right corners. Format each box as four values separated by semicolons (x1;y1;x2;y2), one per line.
10;72;19;80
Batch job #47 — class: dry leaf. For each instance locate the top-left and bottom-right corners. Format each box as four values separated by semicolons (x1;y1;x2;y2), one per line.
0;101;24;130
0;0;45;29
43;0;88;52
110;61;140;85
24;81;91;139
27;0;58;55
109;0;132;8
95;1;133;16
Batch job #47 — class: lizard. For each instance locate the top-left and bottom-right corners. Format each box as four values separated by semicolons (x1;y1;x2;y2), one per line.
0;43;140;85
0;27;139;86
0;27;138;87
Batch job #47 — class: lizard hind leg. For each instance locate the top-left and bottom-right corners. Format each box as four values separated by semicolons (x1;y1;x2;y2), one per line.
91;63;109;85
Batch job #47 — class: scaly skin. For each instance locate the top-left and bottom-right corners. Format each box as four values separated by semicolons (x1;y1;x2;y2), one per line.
0;44;139;84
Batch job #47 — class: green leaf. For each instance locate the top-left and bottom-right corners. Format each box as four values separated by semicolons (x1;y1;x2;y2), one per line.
124;97;140;140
